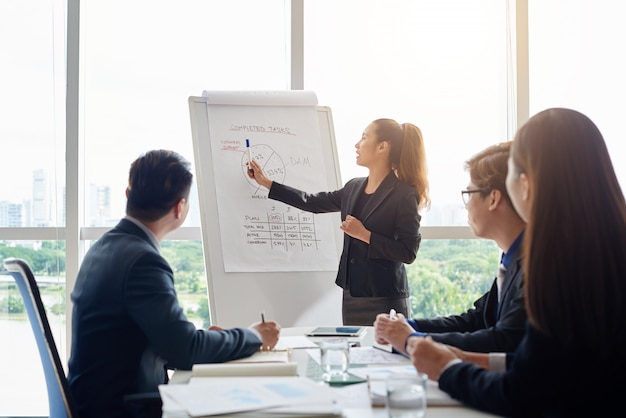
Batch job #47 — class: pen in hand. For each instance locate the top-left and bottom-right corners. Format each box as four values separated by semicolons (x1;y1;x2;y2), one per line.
389;308;397;319
260;311;271;351
246;139;253;173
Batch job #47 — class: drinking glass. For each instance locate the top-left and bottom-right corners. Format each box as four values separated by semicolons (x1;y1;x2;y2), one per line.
319;338;350;380
386;374;427;418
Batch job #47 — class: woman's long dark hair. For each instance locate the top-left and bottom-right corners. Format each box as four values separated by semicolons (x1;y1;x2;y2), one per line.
511;108;626;353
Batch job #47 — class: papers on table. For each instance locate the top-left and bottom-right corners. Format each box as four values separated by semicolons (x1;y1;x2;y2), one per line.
347;365;462;406
159;376;342;417
306;346;411;365
347;364;418;380
227;350;290;363
276;335;319;349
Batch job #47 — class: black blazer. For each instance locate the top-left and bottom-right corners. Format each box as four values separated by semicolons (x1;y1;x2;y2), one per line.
412;243;526;352
269;171;421;297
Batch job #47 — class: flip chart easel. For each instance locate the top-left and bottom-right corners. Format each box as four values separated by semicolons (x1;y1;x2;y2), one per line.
188;92;344;327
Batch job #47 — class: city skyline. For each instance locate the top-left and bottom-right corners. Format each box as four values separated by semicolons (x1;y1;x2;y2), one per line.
0;168;468;229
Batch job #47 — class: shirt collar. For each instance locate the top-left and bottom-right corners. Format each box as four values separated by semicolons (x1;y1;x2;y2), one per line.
124;215;161;251
501;230;524;269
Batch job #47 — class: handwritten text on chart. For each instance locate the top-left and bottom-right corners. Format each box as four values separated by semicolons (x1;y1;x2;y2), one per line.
244;212;320;251
229;124;295;135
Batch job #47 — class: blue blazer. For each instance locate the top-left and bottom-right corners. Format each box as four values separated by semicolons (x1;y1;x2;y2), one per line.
411;243;526;352
269;171;421;297
67;219;262;418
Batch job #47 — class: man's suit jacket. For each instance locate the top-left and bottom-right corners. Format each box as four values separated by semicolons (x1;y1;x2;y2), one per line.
269;171;421;297
67;218;262;418
411;243;526;352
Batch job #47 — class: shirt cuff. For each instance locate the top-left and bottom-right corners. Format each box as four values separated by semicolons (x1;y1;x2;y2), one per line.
441;358;463;374
248;327;262;343
405;331;428;352
488;352;507;372
406;318;419;331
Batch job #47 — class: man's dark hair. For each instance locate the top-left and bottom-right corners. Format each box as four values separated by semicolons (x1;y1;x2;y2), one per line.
126;149;193;222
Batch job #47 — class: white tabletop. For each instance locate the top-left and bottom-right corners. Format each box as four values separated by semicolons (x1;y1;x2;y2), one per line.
166;326;501;418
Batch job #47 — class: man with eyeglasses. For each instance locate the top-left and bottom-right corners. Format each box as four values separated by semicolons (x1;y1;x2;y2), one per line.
375;142;526;363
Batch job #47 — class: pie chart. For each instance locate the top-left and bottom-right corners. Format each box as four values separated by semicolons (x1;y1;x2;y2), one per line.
242;144;286;189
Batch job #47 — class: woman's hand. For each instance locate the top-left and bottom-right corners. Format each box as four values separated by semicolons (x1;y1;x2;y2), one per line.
247;160;273;190
340;215;371;243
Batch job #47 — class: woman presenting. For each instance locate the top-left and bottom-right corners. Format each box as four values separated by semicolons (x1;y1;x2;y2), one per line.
248;118;429;325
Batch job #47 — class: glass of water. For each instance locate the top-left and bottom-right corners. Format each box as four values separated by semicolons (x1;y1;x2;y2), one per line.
386;374;427;418
319;338;350;380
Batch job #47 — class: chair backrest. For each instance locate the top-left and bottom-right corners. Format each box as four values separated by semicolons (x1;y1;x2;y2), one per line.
3;257;79;418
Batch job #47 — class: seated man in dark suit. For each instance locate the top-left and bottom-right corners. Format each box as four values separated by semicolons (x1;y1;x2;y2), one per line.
375;142;526;356
67;150;281;418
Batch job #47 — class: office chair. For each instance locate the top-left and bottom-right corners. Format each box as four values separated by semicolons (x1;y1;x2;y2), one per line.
3;257;79;418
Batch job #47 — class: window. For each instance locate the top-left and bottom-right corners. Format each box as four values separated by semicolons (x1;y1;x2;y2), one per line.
303;0;509;318
304;0;509;226
81;0;289;227
528;0;626;188
0;1;65;227
0;1;65;413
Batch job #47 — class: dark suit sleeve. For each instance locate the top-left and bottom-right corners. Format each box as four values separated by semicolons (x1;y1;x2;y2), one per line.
368;188;421;264
125;252;262;370
416;266;527;352
268;182;343;213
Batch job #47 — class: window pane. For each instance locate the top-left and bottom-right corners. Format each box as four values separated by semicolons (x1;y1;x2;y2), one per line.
528;0;626;188
0;1;65;227
407;239;499;318
161;240;210;327
81;0;289;227
304;0;509;226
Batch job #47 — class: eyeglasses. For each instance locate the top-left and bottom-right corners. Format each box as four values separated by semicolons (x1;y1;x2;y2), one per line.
461;189;487;205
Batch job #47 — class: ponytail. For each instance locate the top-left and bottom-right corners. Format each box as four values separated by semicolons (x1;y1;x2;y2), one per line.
373;119;430;210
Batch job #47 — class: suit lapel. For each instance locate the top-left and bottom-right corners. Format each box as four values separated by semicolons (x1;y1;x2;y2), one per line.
346;178;367;216
360;172;397;223
485;279;499;324
499;253;521;304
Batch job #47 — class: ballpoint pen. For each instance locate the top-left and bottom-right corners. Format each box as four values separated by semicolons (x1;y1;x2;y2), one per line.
261;311;266;323
389;308;397;319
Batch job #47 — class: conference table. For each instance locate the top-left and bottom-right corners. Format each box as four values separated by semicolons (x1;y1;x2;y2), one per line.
166;326;501;418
